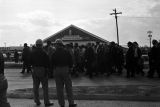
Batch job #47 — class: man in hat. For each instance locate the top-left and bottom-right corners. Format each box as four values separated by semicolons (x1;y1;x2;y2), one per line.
30;39;53;106
51;39;77;107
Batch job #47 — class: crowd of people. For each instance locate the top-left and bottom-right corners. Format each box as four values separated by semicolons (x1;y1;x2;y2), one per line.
20;39;160;79
21;41;125;78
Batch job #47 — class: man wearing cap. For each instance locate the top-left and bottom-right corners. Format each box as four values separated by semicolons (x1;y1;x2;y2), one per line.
51;39;77;107
30;39;53;106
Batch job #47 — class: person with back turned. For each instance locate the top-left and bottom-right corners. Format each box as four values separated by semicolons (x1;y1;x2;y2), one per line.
0;50;10;107
30;39;53;106
147;40;159;78
21;43;31;73
51;39;77;107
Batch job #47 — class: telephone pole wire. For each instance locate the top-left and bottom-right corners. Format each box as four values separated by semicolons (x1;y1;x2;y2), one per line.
110;8;122;45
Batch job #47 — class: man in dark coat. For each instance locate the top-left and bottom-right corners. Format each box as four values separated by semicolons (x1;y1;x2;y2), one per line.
109;42;117;74
126;42;135;78
115;45;124;75
0;51;4;75
14;49;19;63
21;43;31;73
147;40;159;78
51;39;77;107
44;40;55;78
133;42;144;76
84;43;96;78
30;39;53;106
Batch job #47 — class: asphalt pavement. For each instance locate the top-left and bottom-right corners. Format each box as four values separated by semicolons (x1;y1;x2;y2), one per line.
4;68;160;101
3;62;160;107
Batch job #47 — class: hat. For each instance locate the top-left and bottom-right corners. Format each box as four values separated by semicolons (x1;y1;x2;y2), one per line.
24;43;27;47
47;40;51;45
36;39;43;45
55;39;63;45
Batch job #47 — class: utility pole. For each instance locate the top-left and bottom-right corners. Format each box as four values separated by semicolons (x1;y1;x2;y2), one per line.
110;8;122;45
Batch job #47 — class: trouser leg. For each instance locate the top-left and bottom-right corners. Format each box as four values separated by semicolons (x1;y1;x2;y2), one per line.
156;65;160;78
117;64;122;75
26;63;31;73
88;64;93;77
33;76;40;104
41;77;50;104
0;78;10;107
131;68;135;77
127;69;130;77
55;73;65;106
126;66;131;77
148;64;155;77
22;62;26;72
64;73;74;105
0;89;10;107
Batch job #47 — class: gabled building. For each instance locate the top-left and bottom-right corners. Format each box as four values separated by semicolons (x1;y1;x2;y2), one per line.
43;25;109;45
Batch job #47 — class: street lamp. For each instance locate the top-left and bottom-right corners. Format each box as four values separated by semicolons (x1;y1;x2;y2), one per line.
4;42;6;48
147;31;152;48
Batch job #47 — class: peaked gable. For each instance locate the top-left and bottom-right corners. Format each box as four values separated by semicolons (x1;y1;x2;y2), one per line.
43;25;109;43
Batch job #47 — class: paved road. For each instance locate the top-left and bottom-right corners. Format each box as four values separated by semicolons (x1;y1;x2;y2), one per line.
4;64;160;107
5;68;160;92
8;98;160;107
5;68;160;106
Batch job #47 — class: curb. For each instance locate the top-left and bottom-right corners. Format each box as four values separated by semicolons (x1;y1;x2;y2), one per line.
3;63;150;69
7;93;160;102
7;85;160;101
5;63;22;68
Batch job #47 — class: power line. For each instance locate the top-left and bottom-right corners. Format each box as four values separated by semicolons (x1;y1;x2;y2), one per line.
121;16;160;19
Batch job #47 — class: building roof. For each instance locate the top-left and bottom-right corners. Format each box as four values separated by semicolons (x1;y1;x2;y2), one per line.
43;24;109;43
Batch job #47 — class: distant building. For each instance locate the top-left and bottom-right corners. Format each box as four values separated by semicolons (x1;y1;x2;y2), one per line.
0;46;23;61
0;46;23;53
43;25;109;45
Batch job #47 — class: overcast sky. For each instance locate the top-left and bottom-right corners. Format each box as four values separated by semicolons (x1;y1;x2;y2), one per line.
0;0;160;47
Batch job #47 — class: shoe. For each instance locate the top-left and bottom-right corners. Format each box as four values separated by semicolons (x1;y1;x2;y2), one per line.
36;102;41;106
45;103;54;106
69;104;77;107
21;69;25;73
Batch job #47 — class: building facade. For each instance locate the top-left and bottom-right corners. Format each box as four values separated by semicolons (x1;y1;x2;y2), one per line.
43;25;109;45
